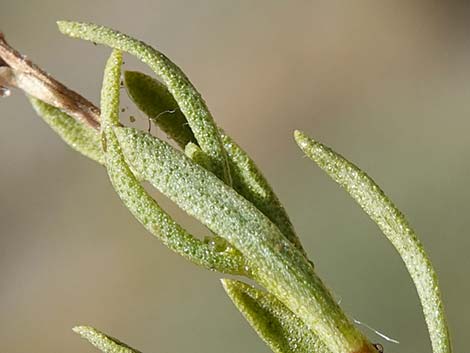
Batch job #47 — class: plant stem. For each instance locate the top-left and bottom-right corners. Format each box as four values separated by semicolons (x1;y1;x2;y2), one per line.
0;33;100;128
1;32;380;353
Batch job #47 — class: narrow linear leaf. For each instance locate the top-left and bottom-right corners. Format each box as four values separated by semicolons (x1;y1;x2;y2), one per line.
294;130;451;353
222;279;329;353
58;20;231;185
220;131;306;257
73;326;142;353
100;49;122;129
114;126;371;353
185;142;247;259
124;70;305;256
124;70;196;148
99;50;246;275
29;97;104;164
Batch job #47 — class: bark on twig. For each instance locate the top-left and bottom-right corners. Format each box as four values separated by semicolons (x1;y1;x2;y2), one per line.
0;32;100;129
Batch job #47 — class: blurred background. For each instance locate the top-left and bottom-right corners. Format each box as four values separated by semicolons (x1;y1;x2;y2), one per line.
1;1;470;353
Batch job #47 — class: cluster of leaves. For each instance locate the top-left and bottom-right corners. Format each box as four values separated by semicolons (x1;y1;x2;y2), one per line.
22;21;450;353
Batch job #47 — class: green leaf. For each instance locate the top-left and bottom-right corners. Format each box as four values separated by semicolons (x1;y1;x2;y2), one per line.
29;97;104;164
100;49;122;130
294;130;451;353
124;70;196;148
99;49;246;275
220;131;306;256
73;326;142;353
185;141;213;170
58;20;232;185
222;279;329;353
123;70;305;256
113;126;368;353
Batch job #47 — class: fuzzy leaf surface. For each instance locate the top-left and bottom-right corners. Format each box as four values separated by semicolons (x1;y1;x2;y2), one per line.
295;130;451;353
114;126;368;353
30;97;104;164
73;326;142;353
123;70;304;255
99;50;246;275
58;20;231;184
222;279;329;353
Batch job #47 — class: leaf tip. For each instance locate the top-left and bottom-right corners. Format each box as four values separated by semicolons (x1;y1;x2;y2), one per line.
56;20;71;33
57;20;86;39
72;325;93;337
220;277;230;289
294;130;325;156
221;278;238;296
123;70;139;83
293;129;309;149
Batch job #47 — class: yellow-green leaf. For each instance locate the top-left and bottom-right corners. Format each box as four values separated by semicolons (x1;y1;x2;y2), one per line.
114;126;368;353
73;326;142;353
295;130;451;353
58;20;231;185
98;50;246;275
222;279;329;353
29;97;103;164
123;70;305;256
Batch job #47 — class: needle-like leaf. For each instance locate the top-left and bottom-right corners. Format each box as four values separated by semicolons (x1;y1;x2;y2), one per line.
113;126;370;353
99;49;247;276
29;97;104;164
222;279;329;353
123;70;305;256
58;20;232;185
220;130;305;256
73;326;142;353
294;130;451;353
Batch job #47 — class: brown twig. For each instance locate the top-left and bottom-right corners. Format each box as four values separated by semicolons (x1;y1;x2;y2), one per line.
0;32;100;130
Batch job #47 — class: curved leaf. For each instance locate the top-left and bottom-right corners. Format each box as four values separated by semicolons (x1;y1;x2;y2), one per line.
124;70;195;148
220;131;305;256
29;97;104;164
73;326;142;353
294;130;451;353
222;279;329;353
99;49;247;275
123;70;305;256
113;126;369;353
58;20;231;185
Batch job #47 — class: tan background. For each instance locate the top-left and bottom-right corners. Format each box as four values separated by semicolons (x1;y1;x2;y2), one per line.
1;1;470;353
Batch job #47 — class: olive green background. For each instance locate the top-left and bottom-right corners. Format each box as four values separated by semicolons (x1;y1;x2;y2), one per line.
1;1;469;353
